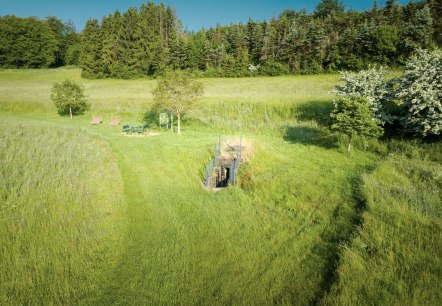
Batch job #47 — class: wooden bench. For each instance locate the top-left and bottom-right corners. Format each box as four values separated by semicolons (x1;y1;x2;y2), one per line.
109;118;121;126
91;116;102;125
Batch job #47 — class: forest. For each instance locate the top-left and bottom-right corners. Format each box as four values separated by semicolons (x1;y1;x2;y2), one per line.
0;0;441;78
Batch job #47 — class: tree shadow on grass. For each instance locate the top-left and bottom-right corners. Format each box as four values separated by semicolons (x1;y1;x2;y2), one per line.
283;126;339;149
294;100;333;126
142;110;158;127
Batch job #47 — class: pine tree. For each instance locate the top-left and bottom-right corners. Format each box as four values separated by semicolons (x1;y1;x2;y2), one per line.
113;7;143;78
260;19;278;63
330;96;383;153
425;0;442;46
302;20;325;73
315;0;345;17
402;5;434;56
79;19;103;78
246;20;264;65
384;0;403;26
100;14;115;76
385;0;396;12
169;37;189;69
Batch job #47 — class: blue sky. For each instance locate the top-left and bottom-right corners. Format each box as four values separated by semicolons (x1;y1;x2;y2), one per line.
0;0;412;31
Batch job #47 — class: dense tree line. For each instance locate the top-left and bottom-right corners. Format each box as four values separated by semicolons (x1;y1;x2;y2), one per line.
80;2;179;78
78;0;440;78
1;1;440;76
0;16;80;68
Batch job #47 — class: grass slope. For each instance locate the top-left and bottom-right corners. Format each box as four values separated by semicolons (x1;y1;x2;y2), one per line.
0;68;440;305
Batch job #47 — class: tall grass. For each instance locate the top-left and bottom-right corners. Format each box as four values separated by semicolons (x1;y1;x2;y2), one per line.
0;68;338;116
0;120;125;305
322;142;442;305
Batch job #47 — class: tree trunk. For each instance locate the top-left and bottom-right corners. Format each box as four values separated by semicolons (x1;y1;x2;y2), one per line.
177;113;181;134
347;134;353;154
69;106;72;119
170;112;173;132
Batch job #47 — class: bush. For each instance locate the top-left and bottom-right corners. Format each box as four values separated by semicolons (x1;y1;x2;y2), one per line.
259;61;290;76
397;49;442;137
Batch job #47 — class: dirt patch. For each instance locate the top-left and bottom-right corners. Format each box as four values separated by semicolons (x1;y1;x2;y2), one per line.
120;132;160;138
220;139;252;163
121;133;145;138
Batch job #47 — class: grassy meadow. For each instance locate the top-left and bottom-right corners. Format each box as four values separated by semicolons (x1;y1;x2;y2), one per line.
0;68;440;305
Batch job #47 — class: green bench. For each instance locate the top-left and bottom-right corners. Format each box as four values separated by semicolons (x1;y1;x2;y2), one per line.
122;125;148;134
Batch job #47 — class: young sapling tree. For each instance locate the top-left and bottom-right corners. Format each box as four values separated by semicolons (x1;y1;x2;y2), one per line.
51;80;89;118
330;96;383;154
152;71;203;134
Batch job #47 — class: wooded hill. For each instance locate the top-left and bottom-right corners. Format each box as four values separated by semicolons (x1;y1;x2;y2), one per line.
0;0;441;78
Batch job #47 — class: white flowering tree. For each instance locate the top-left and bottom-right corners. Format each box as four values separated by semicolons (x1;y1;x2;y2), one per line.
333;67;394;124
397;49;442;137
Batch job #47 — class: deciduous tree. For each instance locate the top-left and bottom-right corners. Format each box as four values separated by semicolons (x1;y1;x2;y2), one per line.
152;71;203;134
397;49;442;137
333;67;394;124
51;80;89;118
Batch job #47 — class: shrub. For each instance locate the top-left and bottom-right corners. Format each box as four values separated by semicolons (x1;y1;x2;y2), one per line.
259;61;290;76
397;49;442;137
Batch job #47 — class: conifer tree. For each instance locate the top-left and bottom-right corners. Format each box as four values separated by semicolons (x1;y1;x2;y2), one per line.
260;19;278;62
114;7;143;78
79;19;103;78
246;20;264;65
425;0;442;45
402;5;434;55
100;11;122;77
330;96;383;153
315;0;345;17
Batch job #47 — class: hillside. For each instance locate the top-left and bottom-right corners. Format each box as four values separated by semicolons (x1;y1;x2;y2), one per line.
0;68;441;305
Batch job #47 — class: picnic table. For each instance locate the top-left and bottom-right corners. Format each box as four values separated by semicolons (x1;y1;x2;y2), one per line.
122;125;148;134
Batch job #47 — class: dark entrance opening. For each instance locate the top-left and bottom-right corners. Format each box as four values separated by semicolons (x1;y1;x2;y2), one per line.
225;167;231;185
216;167;230;188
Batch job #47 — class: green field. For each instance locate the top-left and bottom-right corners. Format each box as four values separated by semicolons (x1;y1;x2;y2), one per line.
0;68;441;305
